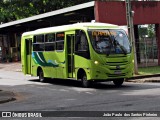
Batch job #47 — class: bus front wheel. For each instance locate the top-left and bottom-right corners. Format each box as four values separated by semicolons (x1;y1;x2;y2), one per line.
113;78;124;87
39;69;45;82
81;73;91;88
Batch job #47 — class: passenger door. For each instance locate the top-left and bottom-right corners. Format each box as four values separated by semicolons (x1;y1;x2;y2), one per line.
25;38;32;74
66;31;75;78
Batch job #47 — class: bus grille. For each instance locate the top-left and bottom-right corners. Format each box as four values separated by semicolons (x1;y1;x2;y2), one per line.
106;61;128;66
106;73;126;77
105;60;130;78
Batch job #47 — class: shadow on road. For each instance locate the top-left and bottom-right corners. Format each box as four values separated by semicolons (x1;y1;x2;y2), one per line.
29;78;134;90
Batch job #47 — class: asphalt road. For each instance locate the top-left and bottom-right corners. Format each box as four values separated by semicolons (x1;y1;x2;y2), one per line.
1;70;160;120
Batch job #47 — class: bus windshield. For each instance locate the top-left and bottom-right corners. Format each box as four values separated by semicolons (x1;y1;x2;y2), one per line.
88;29;131;55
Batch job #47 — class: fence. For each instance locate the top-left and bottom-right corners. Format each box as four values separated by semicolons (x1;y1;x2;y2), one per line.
136;37;158;67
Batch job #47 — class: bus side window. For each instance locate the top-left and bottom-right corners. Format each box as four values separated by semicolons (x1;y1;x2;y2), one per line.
56;32;64;51
35;35;44;43
75;30;90;59
45;33;55;51
33;35;44;51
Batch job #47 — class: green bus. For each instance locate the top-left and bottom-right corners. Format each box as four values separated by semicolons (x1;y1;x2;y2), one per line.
21;22;134;87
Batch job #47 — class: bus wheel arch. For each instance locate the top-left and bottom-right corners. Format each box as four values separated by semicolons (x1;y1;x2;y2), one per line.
37;67;45;82
77;68;91;88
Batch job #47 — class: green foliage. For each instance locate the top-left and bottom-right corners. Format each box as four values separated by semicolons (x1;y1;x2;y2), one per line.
148;24;155;38
0;0;92;23
138;24;155;38
0;0;36;22
138;26;148;38
138;66;160;75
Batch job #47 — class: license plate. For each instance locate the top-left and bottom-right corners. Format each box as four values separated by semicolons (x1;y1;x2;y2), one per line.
114;70;121;74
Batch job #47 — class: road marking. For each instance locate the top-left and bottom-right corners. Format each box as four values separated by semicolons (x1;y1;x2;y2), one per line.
85;92;93;94
59;89;69;92
65;99;76;101
69;87;96;92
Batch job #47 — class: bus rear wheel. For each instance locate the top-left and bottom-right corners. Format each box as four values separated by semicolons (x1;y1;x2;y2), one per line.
39;69;45;82
81;73;91;88
113;78;124;87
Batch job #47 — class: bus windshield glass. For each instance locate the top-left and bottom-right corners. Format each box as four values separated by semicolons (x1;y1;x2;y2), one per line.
88;29;131;55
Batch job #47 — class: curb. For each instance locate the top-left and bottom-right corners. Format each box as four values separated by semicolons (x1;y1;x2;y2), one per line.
126;74;160;83
0;90;16;104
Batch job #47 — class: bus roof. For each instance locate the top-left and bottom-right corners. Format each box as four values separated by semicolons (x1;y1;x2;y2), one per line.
22;22;119;36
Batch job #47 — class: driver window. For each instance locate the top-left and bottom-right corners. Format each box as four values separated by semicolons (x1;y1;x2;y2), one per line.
76;31;88;51
75;30;90;59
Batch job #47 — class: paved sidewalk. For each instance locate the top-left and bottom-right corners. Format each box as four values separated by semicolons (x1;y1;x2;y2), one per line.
0;62;22;72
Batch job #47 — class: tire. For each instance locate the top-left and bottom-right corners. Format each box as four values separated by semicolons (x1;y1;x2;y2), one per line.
39;69;45;82
113;78;124;87
81;73;91;88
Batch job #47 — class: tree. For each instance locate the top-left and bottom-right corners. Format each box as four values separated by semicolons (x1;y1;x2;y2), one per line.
138;24;155;38
0;0;93;23
138;25;148;38
148;24;155;38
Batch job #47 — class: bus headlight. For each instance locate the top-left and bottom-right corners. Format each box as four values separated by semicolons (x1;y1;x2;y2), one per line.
94;61;99;65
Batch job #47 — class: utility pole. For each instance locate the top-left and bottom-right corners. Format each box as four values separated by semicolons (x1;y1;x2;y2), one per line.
125;0;138;74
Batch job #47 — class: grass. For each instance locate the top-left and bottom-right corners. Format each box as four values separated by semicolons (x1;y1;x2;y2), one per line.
138;66;160;75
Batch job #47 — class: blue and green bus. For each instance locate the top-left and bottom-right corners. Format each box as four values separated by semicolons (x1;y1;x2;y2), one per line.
21;22;134;87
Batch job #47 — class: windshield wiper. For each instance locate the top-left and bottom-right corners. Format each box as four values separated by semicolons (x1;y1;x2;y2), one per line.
108;30;127;55
105;31;127;56
114;40;127;55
